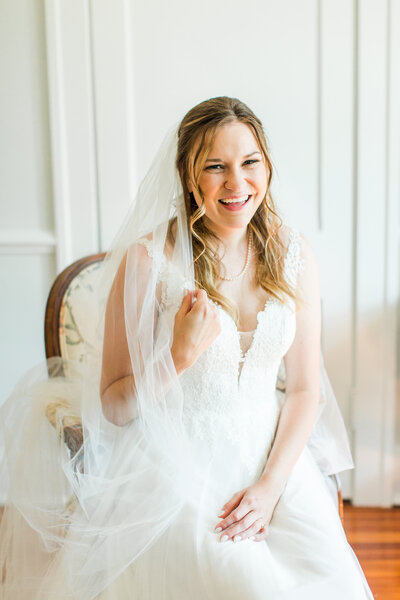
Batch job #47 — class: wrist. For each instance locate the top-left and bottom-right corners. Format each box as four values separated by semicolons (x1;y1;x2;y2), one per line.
258;469;287;497
170;344;190;376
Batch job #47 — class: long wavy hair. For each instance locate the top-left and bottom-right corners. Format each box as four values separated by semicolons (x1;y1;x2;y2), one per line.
172;96;302;324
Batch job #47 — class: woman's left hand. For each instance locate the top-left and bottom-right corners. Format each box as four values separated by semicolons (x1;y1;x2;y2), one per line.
214;478;285;543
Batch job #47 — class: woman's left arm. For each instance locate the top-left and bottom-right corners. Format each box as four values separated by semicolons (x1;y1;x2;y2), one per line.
214;233;321;543
258;231;321;494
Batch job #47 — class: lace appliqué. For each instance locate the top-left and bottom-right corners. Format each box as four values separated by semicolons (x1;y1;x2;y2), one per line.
136;237;165;265
181;371;278;478
283;228;306;286
136;237;192;312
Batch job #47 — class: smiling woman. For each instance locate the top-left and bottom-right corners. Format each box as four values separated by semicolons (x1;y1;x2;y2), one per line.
0;96;372;599
175;100;300;329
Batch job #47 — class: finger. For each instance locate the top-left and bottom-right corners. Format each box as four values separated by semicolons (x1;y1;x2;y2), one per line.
217;490;244;518
251;526;270;543
216;500;252;534
228;516;266;542
191;289;209;309
190;296;212;318
218;511;261;542
192;288;208;301
177;290;192;315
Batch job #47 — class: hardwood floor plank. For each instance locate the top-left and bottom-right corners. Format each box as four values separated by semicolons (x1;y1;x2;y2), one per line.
343;504;400;599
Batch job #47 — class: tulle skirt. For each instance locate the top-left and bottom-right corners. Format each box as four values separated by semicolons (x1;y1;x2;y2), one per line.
94;446;373;600
0;359;373;600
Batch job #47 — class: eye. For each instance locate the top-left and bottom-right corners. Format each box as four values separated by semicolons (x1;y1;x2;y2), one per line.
243;159;260;166
205;164;224;171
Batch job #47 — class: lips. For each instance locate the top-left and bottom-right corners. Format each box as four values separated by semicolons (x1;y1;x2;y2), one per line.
218;195;251;207
218;195;251;212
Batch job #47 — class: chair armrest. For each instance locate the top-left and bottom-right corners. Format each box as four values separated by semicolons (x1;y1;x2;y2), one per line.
45;399;83;458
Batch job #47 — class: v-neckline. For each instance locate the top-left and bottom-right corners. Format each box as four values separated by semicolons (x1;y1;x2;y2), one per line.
207;228;297;384
209;295;279;385
210;227;295;325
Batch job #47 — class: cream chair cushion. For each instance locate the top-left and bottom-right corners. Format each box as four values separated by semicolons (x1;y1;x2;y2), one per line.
58;261;103;363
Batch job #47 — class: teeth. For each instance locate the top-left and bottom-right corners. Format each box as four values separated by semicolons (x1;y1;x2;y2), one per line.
220;195;249;205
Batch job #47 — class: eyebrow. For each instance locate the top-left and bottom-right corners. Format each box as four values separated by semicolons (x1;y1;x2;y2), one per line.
205;151;262;163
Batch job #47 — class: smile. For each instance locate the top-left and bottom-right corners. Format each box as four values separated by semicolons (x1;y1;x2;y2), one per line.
218;195;251;208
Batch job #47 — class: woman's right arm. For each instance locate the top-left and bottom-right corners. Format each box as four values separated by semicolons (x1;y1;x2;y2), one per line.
100;249;138;426
100;246;220;427
100;374;138;426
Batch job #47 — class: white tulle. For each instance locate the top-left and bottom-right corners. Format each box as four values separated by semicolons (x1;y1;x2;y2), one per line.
0;125;371;599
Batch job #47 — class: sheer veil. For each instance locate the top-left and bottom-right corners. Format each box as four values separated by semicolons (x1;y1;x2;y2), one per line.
0;123;353;599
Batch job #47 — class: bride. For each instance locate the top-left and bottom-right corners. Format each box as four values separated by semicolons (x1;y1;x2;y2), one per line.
0;96;373;599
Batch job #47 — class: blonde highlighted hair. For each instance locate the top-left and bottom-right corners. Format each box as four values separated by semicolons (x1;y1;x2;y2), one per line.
172;96;302;324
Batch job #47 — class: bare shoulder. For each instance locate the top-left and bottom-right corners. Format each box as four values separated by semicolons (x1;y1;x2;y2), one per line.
128;233;154;260
126;219;176;263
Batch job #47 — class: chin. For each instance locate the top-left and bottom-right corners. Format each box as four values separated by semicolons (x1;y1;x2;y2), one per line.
220;220;251;231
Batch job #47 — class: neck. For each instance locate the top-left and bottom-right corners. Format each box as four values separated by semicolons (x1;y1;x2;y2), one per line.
205;220;249;255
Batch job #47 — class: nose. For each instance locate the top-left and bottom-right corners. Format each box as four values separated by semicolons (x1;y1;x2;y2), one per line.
224;165;246;192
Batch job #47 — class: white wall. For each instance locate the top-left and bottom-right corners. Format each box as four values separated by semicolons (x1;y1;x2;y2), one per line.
353;0;400;505
0;0;56;400
1;0;399;505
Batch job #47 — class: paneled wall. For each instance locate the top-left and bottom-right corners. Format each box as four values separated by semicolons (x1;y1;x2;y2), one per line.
354;0;400;505
0;1;56;396
1;0;399;505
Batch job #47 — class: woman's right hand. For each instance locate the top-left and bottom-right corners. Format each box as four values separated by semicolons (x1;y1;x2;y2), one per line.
171;289;221;375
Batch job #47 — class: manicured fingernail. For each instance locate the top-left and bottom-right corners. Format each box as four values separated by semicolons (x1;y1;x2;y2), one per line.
215;527;222;532
220;535;229;542
233;535;242;543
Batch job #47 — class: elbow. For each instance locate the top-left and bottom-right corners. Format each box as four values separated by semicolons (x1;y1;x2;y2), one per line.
100;389;121;426
100;381;138;427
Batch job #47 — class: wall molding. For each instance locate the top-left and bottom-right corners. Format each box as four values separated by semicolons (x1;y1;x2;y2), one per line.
381;0;400;506
318;0;355;500
89;0;137;251
353;0;400;506
0;230;56;255
44;0;99;272
44;0;137;266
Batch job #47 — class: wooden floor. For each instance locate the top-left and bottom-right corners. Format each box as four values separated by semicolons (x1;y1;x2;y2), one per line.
343;504;400;599
1;505;399;597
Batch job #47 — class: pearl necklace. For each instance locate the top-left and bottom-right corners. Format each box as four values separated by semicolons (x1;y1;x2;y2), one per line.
219;230;253;282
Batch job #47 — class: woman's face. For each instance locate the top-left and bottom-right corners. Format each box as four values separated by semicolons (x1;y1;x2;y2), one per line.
188;121;268;234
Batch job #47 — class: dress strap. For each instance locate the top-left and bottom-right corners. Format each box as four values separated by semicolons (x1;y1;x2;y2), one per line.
283;228;306;287
136;237;183;311
136;237;167;271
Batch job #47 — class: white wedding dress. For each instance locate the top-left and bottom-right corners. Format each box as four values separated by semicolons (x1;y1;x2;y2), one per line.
92;228;373;599
0;226;373;599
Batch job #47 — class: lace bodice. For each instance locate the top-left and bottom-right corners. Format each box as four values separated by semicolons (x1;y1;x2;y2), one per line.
238;330;255;374
137;228;305;477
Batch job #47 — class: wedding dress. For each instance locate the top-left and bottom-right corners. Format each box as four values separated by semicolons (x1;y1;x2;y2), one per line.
0;118;373;598
0;227;373;600
92;227;373;599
